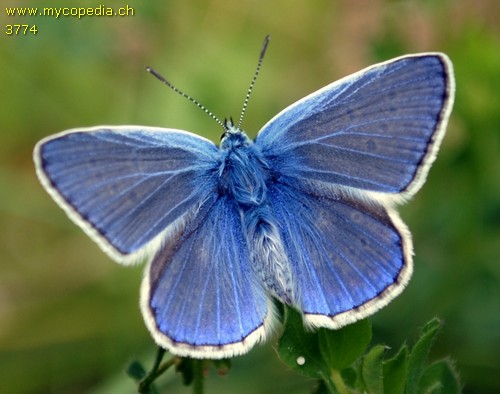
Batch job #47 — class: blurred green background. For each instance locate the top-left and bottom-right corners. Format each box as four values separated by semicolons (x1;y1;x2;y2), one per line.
1;0;499;392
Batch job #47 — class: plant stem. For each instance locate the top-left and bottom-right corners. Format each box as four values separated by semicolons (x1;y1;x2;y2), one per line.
330;369;350;394
192;359;205;394
155;356;177;377
138;347;176;393
152;347;166;372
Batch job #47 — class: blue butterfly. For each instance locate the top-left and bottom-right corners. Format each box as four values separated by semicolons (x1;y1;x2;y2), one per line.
34;38;455;359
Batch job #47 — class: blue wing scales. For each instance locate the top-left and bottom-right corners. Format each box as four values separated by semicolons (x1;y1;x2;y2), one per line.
141;196;272;358
34;126;219;261
33;51;456;359
256;54;454;199
268;183;412;328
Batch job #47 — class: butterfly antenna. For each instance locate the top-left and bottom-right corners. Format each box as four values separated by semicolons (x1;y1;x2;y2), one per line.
237;35;271;129
145;66;226;131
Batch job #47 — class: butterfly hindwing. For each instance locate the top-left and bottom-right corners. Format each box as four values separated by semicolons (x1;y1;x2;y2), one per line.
141;196;273;358
256;54;454;200
34;126;219;262
267;183;412;328
250;54;454;327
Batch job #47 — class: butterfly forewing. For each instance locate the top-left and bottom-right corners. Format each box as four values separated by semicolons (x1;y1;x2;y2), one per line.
256;54;454;201
34;126;219;262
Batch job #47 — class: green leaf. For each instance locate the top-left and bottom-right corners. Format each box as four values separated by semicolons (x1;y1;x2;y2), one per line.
312;379;334;394
340;366;358;389
318;319;372;370
277;307;327;378
382;345;409;394
419;359;461;394
406;318;442;394
126;360;147;381
361;345;386;394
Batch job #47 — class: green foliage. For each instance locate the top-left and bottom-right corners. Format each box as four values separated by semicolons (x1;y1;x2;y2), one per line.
276;310;461;394
126;360;147;381
131;313;460;393
406;319;442;394
382;345;409;394
128;313;460;393
128;348;233;394
127;347;167;394
419;359;461;394
277;308;328;378
319;318;372;370
361;345;386;394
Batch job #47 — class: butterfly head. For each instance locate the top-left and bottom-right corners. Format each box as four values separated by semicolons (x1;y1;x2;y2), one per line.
220;117;251;150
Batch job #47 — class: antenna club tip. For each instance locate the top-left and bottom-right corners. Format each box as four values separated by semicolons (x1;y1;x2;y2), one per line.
260;35;271;57
146;67;173;87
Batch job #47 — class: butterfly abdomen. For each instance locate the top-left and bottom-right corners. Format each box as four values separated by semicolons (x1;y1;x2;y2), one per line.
244;205;295;304
218;129;295;303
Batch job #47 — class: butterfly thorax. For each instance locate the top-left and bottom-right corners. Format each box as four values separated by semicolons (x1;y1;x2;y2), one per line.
219;126;295;303
218;126;269;207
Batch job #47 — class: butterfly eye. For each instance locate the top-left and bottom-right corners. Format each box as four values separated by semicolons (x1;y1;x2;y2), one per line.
224;117;235;130
220;118;230;141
